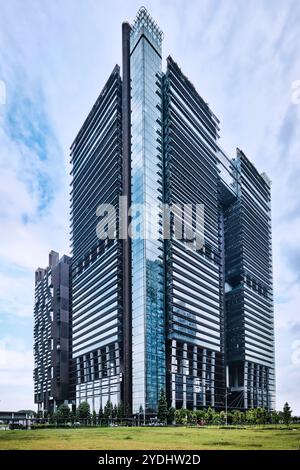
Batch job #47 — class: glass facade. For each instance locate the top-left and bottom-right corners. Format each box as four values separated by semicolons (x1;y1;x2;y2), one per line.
130;8;165;414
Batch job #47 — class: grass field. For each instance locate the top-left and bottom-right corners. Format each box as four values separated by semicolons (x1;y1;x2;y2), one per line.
0;425;300;450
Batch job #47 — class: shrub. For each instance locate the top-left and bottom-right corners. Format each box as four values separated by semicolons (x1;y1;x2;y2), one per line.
76;401;90;424
175;408;188;425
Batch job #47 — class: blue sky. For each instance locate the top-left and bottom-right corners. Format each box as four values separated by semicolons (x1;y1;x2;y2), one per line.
0;0;299;413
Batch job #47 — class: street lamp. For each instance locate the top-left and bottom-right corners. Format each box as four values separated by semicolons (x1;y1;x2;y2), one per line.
225;390;232;426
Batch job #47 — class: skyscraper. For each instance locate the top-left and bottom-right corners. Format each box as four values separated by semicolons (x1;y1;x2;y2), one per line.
70;67;123;411
35;7;275;415
163;57;226;410
224;149;275;410
34;251;72;412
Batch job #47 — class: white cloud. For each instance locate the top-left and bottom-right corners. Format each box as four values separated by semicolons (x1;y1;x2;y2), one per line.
0;337;34;410
291;340;300;366
0;271;33;318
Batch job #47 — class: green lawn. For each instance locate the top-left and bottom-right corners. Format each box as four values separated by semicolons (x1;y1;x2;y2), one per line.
0;425;300;450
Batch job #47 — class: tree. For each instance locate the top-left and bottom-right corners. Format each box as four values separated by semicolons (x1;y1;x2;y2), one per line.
104;400;113;421
226;411;233;425
246;409;256;426
138;405;144;426
278;411;283;424
167;406;176;425
219;410;226;425
98;406;104;424
70;410;75;425
52;410;59;425
254;407;267;425
49;411;55;424
261;408;268;425
56;403;70;422
76;401;90;424
195;409;206;425
175;408;187;425
187;411;197;426
124;403;131;419
231;410;242;425
92;410;97;425
205;407;214;425
212;411;221;425
117;402;124;420
113;404;118;419
283;402;292;427
157;389;168;423
271;410;280;426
